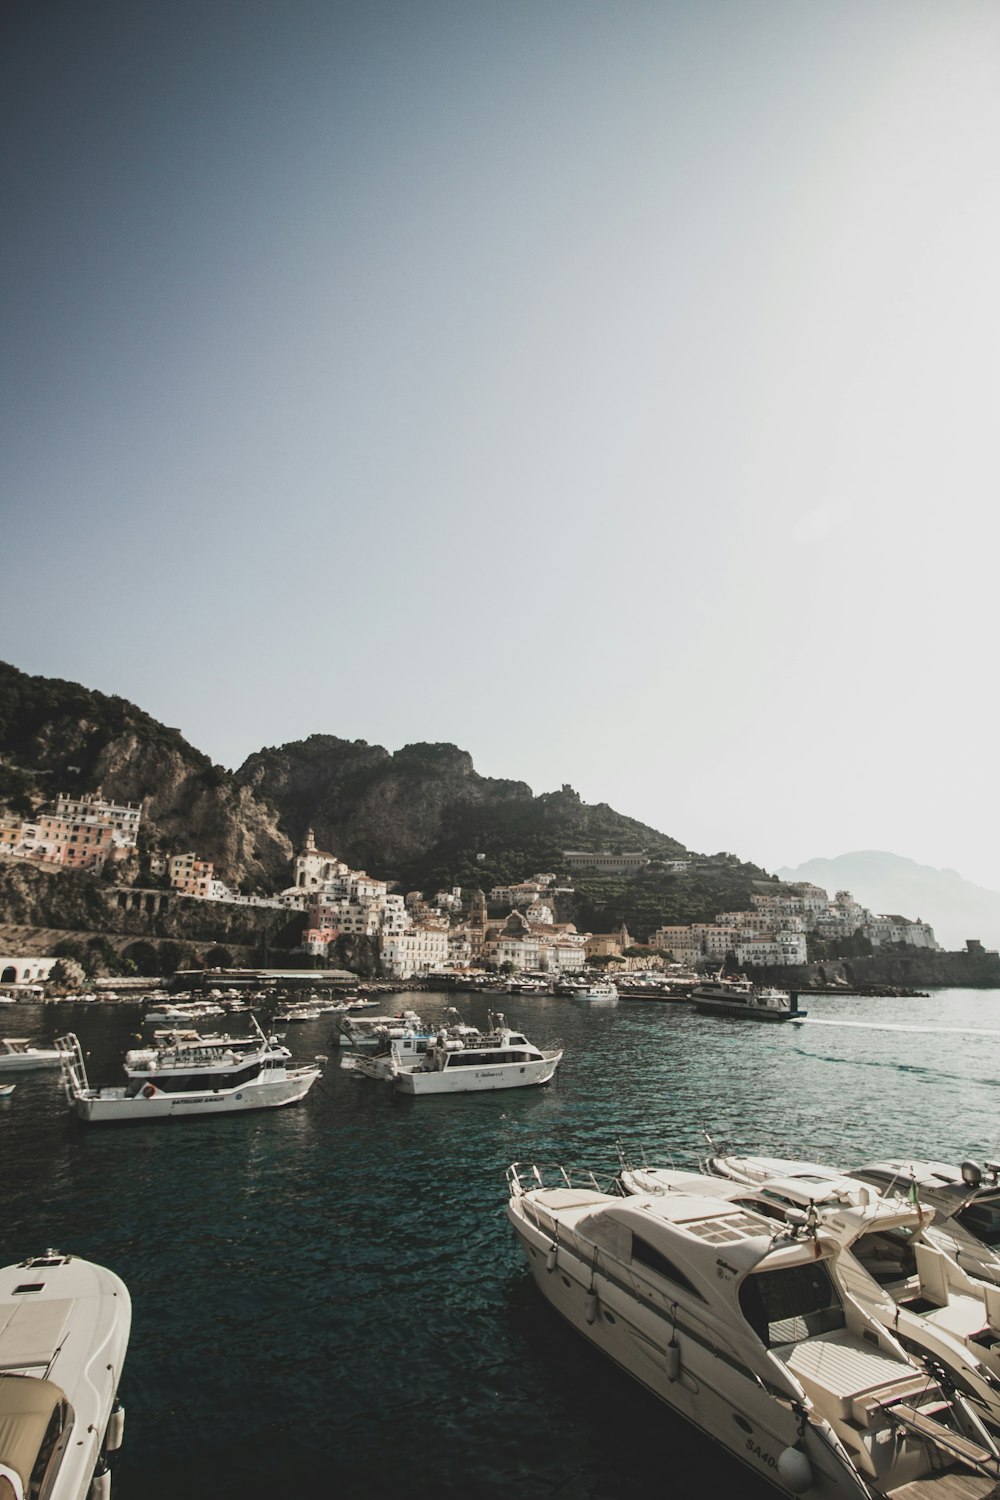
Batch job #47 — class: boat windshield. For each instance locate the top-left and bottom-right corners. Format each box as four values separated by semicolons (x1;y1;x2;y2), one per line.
954;1194;1000;1248
738;1260;845;1347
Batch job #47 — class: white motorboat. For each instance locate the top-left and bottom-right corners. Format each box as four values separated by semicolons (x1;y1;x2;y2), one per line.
392;1014;561;1095
334;1010;424;1050
698;1150;1000;1433
0;1083;15;1098
142;1002;224;1025
690;977;805;1021
350;1009;479;1080
848;1160;1000;1292
0;1250;131;1500
0;1039;62;1073
573;979;619;1003
507;1162;1000;1499
55;1020;321;1122
273;1006;321;1022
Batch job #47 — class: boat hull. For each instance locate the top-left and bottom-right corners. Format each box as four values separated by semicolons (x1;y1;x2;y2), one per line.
393;1053;561;1095
693;999;806;1022
507;1203;874;1500
71;1067;321;1122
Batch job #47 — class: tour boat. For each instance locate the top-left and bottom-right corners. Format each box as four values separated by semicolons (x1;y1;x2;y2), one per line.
698;1151;1000;1433
0;1250;130;1500
690;977;805;1022
392;1014;561;1095
0;1038;62;1072
350;1009;480;1080
55;1020;321;1122
573;979;619;1003
507;1162;1000;1498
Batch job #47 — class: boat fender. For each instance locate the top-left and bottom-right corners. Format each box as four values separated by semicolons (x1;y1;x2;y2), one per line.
105;1399;125;1451
546;1244;558;1273
584;1290;599;1324
90;1459;112;1500
142;1084;157;1099
776;1445;812;1493
664;1339;681;1382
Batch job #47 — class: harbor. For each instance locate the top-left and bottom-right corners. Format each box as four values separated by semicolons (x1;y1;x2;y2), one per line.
5;985;1000;1498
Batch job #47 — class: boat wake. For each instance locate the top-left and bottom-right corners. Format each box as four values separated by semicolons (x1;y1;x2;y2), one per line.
792;1017;1000;1038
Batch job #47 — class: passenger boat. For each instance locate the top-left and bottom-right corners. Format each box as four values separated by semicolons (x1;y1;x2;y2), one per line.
507;1162;1000;1498
573;979;619;1003
690;977;805;1022
699;1150;1000;1433
334;1010;424;1050
392;1014;561;1095
350;1009;480;1080
0;1250;130;1500
0;1039;62;1072
55;1020;321;1122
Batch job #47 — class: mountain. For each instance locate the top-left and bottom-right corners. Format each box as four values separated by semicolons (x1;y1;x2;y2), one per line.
0;660;771;938
776;851;1000;953
0;661;291;890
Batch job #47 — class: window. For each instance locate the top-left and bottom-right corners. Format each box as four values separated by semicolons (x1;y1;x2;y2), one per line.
631;1234;705;1300
739;1260;845;1346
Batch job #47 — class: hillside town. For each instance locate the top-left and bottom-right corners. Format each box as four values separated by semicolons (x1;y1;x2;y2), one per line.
0;788;944;984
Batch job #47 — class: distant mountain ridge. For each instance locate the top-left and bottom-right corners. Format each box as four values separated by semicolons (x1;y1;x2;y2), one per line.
777;851;1000;953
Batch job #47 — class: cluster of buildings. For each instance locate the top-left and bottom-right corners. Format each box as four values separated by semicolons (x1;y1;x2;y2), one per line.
649;883;938;968
0;792;142;874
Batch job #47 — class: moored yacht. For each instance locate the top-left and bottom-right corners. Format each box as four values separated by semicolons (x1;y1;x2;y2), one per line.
699;1150;1000;1434
55;1020;321;1122
507;1163;1000;1498
392;1014;561;1095
0;1250;131;1500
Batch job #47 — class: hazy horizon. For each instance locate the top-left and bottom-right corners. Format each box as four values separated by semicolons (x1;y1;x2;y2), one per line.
4;2;999;887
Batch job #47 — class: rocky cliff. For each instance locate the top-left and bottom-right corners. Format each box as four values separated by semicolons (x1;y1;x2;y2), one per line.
0;661;291;889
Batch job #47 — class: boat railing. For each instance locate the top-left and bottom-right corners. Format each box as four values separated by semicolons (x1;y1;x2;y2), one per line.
506;1161;622;1198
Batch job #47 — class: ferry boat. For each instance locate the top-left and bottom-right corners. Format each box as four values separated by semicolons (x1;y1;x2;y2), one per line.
573;978;618;1003
392;1014;561;1095
507;1162;1000;1498
0;1038;62;1072
0;1250;131;1500
690;976;805;1022
55;1020;321;1122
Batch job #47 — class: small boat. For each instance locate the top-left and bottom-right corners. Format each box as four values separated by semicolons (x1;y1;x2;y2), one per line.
352;1009;480;1080
0;1038;63;1072
334;1010;424;1050
273;1006;322;1022
0;1082;15;1098
573;978;618;1004
392;1013;561;1095
690;976;805;1022
0;1249;131;1500
507;1161;1000;1498
55;1019;321;1122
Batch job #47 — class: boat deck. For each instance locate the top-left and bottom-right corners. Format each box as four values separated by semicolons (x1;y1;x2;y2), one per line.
888;1475;999;1498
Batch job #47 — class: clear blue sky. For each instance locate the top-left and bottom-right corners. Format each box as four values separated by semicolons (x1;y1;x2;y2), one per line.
3;1;999;886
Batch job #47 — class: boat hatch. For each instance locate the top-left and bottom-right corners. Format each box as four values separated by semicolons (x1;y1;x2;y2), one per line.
0;1375;68;1491
0;1301;73;1370
680;1212;769;1245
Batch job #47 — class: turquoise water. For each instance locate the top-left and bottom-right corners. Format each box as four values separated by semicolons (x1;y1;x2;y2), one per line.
4;988;1000;1498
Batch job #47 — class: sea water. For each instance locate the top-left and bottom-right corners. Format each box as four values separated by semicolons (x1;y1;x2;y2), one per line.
3;987;1000;1499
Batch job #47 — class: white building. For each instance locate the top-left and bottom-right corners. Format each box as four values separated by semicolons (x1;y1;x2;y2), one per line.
381;926;450;978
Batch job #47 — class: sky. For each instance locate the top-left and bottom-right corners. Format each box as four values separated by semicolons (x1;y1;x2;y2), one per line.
3;0;1000;888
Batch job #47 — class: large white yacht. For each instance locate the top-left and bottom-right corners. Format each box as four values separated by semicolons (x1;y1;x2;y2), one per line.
697;1151;1000;1433
507;1163;1000;1498
393;1014;561;1095
56;1021;321;1121
0;1251;130;1500
848;1160;1000;1291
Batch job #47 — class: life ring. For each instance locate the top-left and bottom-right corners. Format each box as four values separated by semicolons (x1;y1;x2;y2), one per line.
142;1083;157;1099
